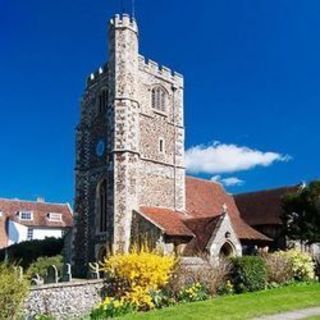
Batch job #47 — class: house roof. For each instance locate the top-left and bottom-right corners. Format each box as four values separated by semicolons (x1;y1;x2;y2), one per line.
137;176;270;248
0;198;73;228
235;185;299;226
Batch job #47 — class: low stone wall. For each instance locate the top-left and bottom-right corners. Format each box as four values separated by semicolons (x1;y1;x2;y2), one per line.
24;279;105;320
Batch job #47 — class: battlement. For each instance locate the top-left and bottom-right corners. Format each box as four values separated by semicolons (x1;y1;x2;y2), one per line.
138;55;184;87
109;14;138;33
86;64;108;87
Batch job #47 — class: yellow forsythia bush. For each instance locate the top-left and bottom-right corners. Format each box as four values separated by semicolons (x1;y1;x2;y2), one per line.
277;249;315;281
101;245;176;310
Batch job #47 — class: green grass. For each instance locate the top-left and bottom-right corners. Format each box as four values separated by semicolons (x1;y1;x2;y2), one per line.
120;283;320;320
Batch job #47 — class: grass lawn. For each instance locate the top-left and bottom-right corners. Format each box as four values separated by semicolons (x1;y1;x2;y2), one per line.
120;283;320;320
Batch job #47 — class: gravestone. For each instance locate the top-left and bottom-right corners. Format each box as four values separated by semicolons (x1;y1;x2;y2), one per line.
63;263;72;282
45;265;59;284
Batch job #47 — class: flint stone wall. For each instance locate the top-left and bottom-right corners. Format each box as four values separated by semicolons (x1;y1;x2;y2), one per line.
25;279;105;320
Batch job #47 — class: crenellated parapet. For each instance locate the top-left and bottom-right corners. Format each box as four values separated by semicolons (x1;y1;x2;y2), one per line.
109;13;138;34
138;55;184;87
86;64;108;87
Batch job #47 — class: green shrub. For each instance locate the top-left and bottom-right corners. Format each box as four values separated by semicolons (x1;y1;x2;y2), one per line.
26;255;63;280
0;237;64;269
0;263;29;320
230;256;267;293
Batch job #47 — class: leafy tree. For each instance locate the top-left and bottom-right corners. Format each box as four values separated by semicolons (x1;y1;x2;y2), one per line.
281;181;320;245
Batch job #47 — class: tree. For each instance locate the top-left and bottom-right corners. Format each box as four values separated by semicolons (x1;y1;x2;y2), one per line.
281;181;320;245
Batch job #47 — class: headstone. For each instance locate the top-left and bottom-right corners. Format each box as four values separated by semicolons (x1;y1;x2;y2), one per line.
88;262;100;279
63;263;72;282
45;265;59;284
31;273;44;286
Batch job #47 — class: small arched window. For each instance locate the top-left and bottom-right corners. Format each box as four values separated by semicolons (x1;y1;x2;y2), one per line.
151;86;167;112
98;88;108;113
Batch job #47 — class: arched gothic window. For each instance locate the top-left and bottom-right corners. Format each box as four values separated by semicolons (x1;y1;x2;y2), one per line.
151;86;167;112
97;179;107;233
98;88;108;113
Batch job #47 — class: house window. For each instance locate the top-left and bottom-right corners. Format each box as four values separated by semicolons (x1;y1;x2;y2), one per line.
48;213;62;222
19;211;33;221
27;228;33;241
159;138;165;153
151;86;167;112
98;88;108;113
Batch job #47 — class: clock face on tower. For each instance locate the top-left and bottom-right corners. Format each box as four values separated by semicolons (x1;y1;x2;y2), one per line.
96;139;106;157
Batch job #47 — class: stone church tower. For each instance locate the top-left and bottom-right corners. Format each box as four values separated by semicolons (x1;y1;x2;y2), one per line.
72;14;185;276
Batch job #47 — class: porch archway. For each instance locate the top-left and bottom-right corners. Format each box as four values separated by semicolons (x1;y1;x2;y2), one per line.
219;242;235;259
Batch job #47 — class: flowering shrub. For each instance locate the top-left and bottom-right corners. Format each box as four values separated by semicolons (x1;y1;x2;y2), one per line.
178;282;209;303
278;249;315;281
100;245;176;311
125;286;154;310
90;297;135;319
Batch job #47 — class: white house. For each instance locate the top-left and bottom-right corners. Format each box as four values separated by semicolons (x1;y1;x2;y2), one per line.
0;198;73;249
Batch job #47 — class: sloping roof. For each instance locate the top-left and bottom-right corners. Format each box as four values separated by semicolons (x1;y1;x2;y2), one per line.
183;215;223;253
139;206;194;237
0;198;73;228
137;176;270;246
186;176;270;241
235;185;299;226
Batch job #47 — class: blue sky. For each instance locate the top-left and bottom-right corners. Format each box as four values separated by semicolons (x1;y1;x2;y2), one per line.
1;0;320;204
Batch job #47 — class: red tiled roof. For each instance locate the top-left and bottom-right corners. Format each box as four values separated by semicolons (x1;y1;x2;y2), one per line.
183;215;223;253
139;206;194;237
235;186;299;226
138;176;271;246
0;198;73;228
186;176;270;241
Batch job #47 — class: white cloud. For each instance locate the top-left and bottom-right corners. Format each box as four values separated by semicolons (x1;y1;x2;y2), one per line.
211;175;245;187
185;141;291;174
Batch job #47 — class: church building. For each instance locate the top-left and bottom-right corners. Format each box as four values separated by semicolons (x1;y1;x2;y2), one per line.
72;14;270;276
